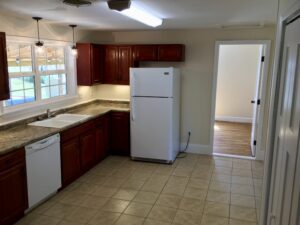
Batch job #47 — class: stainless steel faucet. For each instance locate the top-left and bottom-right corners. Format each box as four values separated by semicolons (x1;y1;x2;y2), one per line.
46;109;54;118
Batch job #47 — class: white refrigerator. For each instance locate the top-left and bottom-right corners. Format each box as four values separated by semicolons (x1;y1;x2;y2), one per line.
130;67;181;163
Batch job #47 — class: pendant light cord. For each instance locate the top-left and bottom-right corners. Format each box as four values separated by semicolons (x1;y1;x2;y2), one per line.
72;27;75;45
37;19;40;42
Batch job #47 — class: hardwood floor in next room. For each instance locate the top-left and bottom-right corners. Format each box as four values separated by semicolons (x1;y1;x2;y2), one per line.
213;121;252;157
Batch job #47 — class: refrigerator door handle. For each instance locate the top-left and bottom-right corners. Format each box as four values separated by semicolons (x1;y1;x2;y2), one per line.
131;97;135;121
131;73;135;97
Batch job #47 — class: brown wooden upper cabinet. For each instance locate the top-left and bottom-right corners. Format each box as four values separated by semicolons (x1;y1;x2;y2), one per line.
104;45;133;85
0;32;10;100
133;44;185;62
133;45;158;62
76;43;104;86
158;44;185;62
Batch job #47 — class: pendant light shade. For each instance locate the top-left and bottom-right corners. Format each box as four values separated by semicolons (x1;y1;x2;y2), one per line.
33;17;44;52
69;24;78;55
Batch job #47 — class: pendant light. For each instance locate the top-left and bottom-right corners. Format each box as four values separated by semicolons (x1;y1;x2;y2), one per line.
32;17;44;53
69;24;78;55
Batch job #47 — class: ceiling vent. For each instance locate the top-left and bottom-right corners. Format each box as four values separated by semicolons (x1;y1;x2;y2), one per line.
107;0;131;11
63;0;92;7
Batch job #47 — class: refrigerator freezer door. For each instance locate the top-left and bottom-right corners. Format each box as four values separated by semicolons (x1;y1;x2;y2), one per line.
130;68;174;97
131;97;174;162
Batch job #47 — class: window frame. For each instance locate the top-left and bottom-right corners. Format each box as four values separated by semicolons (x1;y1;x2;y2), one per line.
0;36;78;115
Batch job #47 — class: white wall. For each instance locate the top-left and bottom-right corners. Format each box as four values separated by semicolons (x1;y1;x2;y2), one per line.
215;45;262;123
91;27;276;154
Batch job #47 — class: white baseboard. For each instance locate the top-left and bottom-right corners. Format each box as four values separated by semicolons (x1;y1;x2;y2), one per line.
181;143;212;155
255;150;265;161
215;116;252;123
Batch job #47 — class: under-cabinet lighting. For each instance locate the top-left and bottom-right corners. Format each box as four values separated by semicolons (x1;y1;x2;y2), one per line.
120;5;163;27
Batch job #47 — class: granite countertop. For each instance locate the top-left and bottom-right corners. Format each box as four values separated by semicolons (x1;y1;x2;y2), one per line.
0;100;130;156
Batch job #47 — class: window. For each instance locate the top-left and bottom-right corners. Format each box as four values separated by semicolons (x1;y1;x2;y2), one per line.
2;37;76;111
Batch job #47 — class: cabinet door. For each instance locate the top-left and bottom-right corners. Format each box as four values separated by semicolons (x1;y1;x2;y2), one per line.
80;130;96;171
110;112;130;156
158;44;185;62
61;138;81;186
0;163;28;225
95;121;106;162
95;115;111;161
104;46;119;84
76;43;92;86
133;45;157;62
91;44;104;84
118;46;132;85
0;32;9;100
104;115;111;155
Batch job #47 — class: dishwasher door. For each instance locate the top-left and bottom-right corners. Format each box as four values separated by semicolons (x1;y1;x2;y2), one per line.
25;134;61;210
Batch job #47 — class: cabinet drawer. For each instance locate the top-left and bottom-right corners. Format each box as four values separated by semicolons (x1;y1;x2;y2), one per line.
61;120;95;142
0;148;25;172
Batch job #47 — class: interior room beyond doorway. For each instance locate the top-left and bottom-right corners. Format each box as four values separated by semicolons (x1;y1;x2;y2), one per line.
213;43;264;157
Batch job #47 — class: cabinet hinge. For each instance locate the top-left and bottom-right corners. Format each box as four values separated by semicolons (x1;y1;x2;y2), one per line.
257;99;261;105
253;140;257;146
261;56;265;62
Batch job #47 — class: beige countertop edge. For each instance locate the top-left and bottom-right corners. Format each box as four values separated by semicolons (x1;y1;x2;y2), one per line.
0;107;130;156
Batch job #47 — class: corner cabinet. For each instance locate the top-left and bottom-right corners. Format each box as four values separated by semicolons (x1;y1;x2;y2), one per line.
95;115;110;161
0;32;10;100
0;148;28;225
76;43;104;86
110;112;130;156
104;45;133;85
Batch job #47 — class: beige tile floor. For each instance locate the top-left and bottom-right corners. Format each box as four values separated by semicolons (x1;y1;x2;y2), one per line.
16;154;264;225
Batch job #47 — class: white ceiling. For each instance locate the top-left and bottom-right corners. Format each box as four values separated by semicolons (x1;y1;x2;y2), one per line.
0;0;278;30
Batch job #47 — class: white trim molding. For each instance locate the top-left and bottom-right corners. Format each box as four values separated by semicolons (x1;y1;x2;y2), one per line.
260;2;300;225
181;143;212;155
210;40;271;158
215;116;252;123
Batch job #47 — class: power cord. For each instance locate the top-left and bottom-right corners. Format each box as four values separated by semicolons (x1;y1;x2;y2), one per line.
177;131;191;158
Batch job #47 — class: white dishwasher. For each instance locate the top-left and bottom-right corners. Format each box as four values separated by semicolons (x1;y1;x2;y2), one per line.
25;134;61;210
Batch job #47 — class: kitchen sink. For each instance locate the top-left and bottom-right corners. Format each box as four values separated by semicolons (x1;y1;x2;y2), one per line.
28;114;91;128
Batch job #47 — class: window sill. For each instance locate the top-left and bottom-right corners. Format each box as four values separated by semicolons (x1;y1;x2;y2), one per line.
1;95;79;117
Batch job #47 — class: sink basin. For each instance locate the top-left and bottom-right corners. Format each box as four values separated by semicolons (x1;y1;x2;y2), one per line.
29;114;91;128
55;114;91;122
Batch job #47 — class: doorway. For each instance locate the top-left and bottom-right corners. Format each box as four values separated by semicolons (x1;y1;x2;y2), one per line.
211;41;271;159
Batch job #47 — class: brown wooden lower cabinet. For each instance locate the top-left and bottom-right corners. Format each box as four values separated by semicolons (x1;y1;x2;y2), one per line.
110;112;130;156
61;138;81;187
80;130;96;172
95;115;110;161
60;112;129;187
0;148;28;225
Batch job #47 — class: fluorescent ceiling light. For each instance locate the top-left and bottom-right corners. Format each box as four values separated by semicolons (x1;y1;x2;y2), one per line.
120;5;163;27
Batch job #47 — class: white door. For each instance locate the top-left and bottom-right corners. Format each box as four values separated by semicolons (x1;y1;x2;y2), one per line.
130;97;173;161
251;45;265;156
130;68;174;97
267;17;300;225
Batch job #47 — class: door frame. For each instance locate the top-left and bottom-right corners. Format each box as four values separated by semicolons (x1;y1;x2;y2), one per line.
260;2;300;225
210;40;271;160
